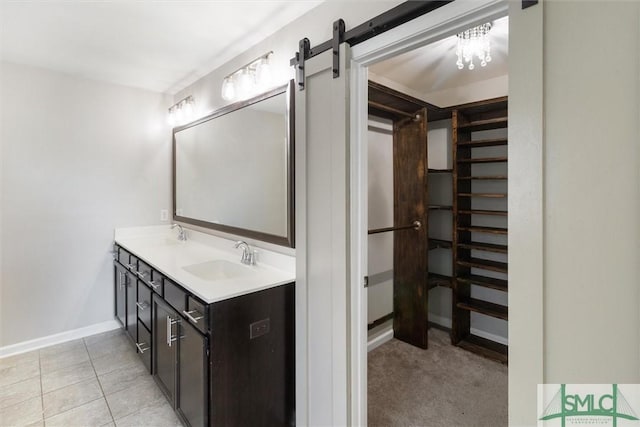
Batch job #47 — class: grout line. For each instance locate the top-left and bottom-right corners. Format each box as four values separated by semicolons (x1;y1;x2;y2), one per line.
83;337;117;426
43;396;106;425
38;350;45;426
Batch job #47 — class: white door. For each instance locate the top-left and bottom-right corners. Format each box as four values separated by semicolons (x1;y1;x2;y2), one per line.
295;45;351;426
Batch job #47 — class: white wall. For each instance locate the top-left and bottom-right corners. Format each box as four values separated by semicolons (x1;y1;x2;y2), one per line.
0;62;171;347
367;117;394;325
543;1;640;382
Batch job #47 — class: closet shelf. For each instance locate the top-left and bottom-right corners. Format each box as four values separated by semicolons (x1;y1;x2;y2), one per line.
457;274;508;292
458;209;508;217
457;257;508;274
458;193;507;199
456;298;508;320
457;138;508;148
457;241;508;254
428;168;453;174
457;117;508;132
428;239;452;250
457;226;508;235
428;273;452;290
457;157;508;164
457;334;508;363
428;205;453;210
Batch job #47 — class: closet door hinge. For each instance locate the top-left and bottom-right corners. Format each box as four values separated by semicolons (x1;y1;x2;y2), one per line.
363;276;369;288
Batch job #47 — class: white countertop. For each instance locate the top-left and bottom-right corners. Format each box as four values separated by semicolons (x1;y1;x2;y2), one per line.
114;226;295;304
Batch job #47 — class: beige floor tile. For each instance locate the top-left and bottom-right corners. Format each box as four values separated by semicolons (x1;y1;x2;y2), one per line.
40;345;90;375
97;359;149;396
83;329;124;347
91;347;139;377
44;397;112;427
38;339;85;358
0;351;39;370
113;398;182;427
85;333;131;361
106;380;166;420
0;360;40;388
43;377;103;418
0;395;43;426
0;376;41;409
41;360;95;393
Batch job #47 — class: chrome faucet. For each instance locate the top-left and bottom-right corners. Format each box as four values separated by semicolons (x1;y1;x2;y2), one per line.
234;241;256;265
171;224;187;241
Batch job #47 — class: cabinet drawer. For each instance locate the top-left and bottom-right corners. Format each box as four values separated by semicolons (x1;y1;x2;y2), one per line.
118;247;131;265
126;254;138;272
163;279;186;313
136;321;152;373
136;260;153;285
183;296;208;334
137;282;152;331
149;270;164;296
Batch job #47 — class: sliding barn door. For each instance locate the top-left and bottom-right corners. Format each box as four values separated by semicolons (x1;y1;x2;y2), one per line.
295;46;350;426
393;109;429;349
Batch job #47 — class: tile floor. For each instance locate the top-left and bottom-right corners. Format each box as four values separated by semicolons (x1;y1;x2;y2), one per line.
0;329;183;427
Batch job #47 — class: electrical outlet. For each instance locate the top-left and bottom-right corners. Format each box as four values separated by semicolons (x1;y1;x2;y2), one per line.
249;318;270;339
160;209;169;221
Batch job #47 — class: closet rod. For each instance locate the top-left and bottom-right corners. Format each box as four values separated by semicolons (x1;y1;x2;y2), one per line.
368;220;421;235
368;100;418;119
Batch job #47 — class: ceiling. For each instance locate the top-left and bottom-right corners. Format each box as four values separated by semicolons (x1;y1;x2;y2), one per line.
0;1;322;94
370;16;508;102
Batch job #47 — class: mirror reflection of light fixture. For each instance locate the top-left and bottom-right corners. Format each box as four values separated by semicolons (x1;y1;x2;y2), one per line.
168;95;196;127
456;23;492;70
221;51;274;102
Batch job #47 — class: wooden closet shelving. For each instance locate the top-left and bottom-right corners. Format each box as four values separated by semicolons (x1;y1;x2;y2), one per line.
452;96;509;363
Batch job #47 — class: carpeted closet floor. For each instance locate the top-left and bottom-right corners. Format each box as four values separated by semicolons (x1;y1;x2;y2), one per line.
368;328;508;427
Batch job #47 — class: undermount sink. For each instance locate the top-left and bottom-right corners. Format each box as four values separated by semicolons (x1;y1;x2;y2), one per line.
182;260;256;281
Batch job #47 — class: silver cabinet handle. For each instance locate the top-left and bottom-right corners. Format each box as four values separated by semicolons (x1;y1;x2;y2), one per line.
183;310;203;324
127;263;135;270
166;315;180;347
135;342;149;353
149;281;160;290
136;271;148;279
136;302;149;311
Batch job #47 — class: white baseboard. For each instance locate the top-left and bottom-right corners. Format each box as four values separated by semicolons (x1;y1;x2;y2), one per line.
0;320;120;358
367;325;393;352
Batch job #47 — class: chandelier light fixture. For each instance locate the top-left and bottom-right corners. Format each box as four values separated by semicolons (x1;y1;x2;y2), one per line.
168;95;196;127
456;23;492;71
221;51;274;102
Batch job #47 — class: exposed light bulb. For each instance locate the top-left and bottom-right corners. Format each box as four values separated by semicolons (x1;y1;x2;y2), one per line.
183;99;194;121
236;69;254;100
221;77;235;101
167;108;176;126
255;58;272;92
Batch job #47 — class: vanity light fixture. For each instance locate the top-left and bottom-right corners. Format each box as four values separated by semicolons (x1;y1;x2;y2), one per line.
168;95;196;127
456;23;492;70
221;51;274;102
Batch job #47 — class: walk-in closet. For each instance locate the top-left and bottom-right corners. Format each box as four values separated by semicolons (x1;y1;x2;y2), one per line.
365;16;509;426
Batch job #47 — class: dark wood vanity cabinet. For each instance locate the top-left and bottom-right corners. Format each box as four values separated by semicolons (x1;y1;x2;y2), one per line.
114;262;127;327
113;244;295;427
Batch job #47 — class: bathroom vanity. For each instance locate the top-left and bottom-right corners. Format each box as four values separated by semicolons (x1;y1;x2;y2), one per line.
113;226;295;427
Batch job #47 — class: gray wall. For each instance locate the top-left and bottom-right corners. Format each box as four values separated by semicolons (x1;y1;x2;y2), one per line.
0;61;171;347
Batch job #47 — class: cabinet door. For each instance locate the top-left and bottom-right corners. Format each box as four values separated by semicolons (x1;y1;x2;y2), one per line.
177;321;208;427
125;271;137;342
153;296;178;406
114;263;127;327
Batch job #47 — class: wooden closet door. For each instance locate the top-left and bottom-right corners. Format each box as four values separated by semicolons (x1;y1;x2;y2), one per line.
393;108;428;349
